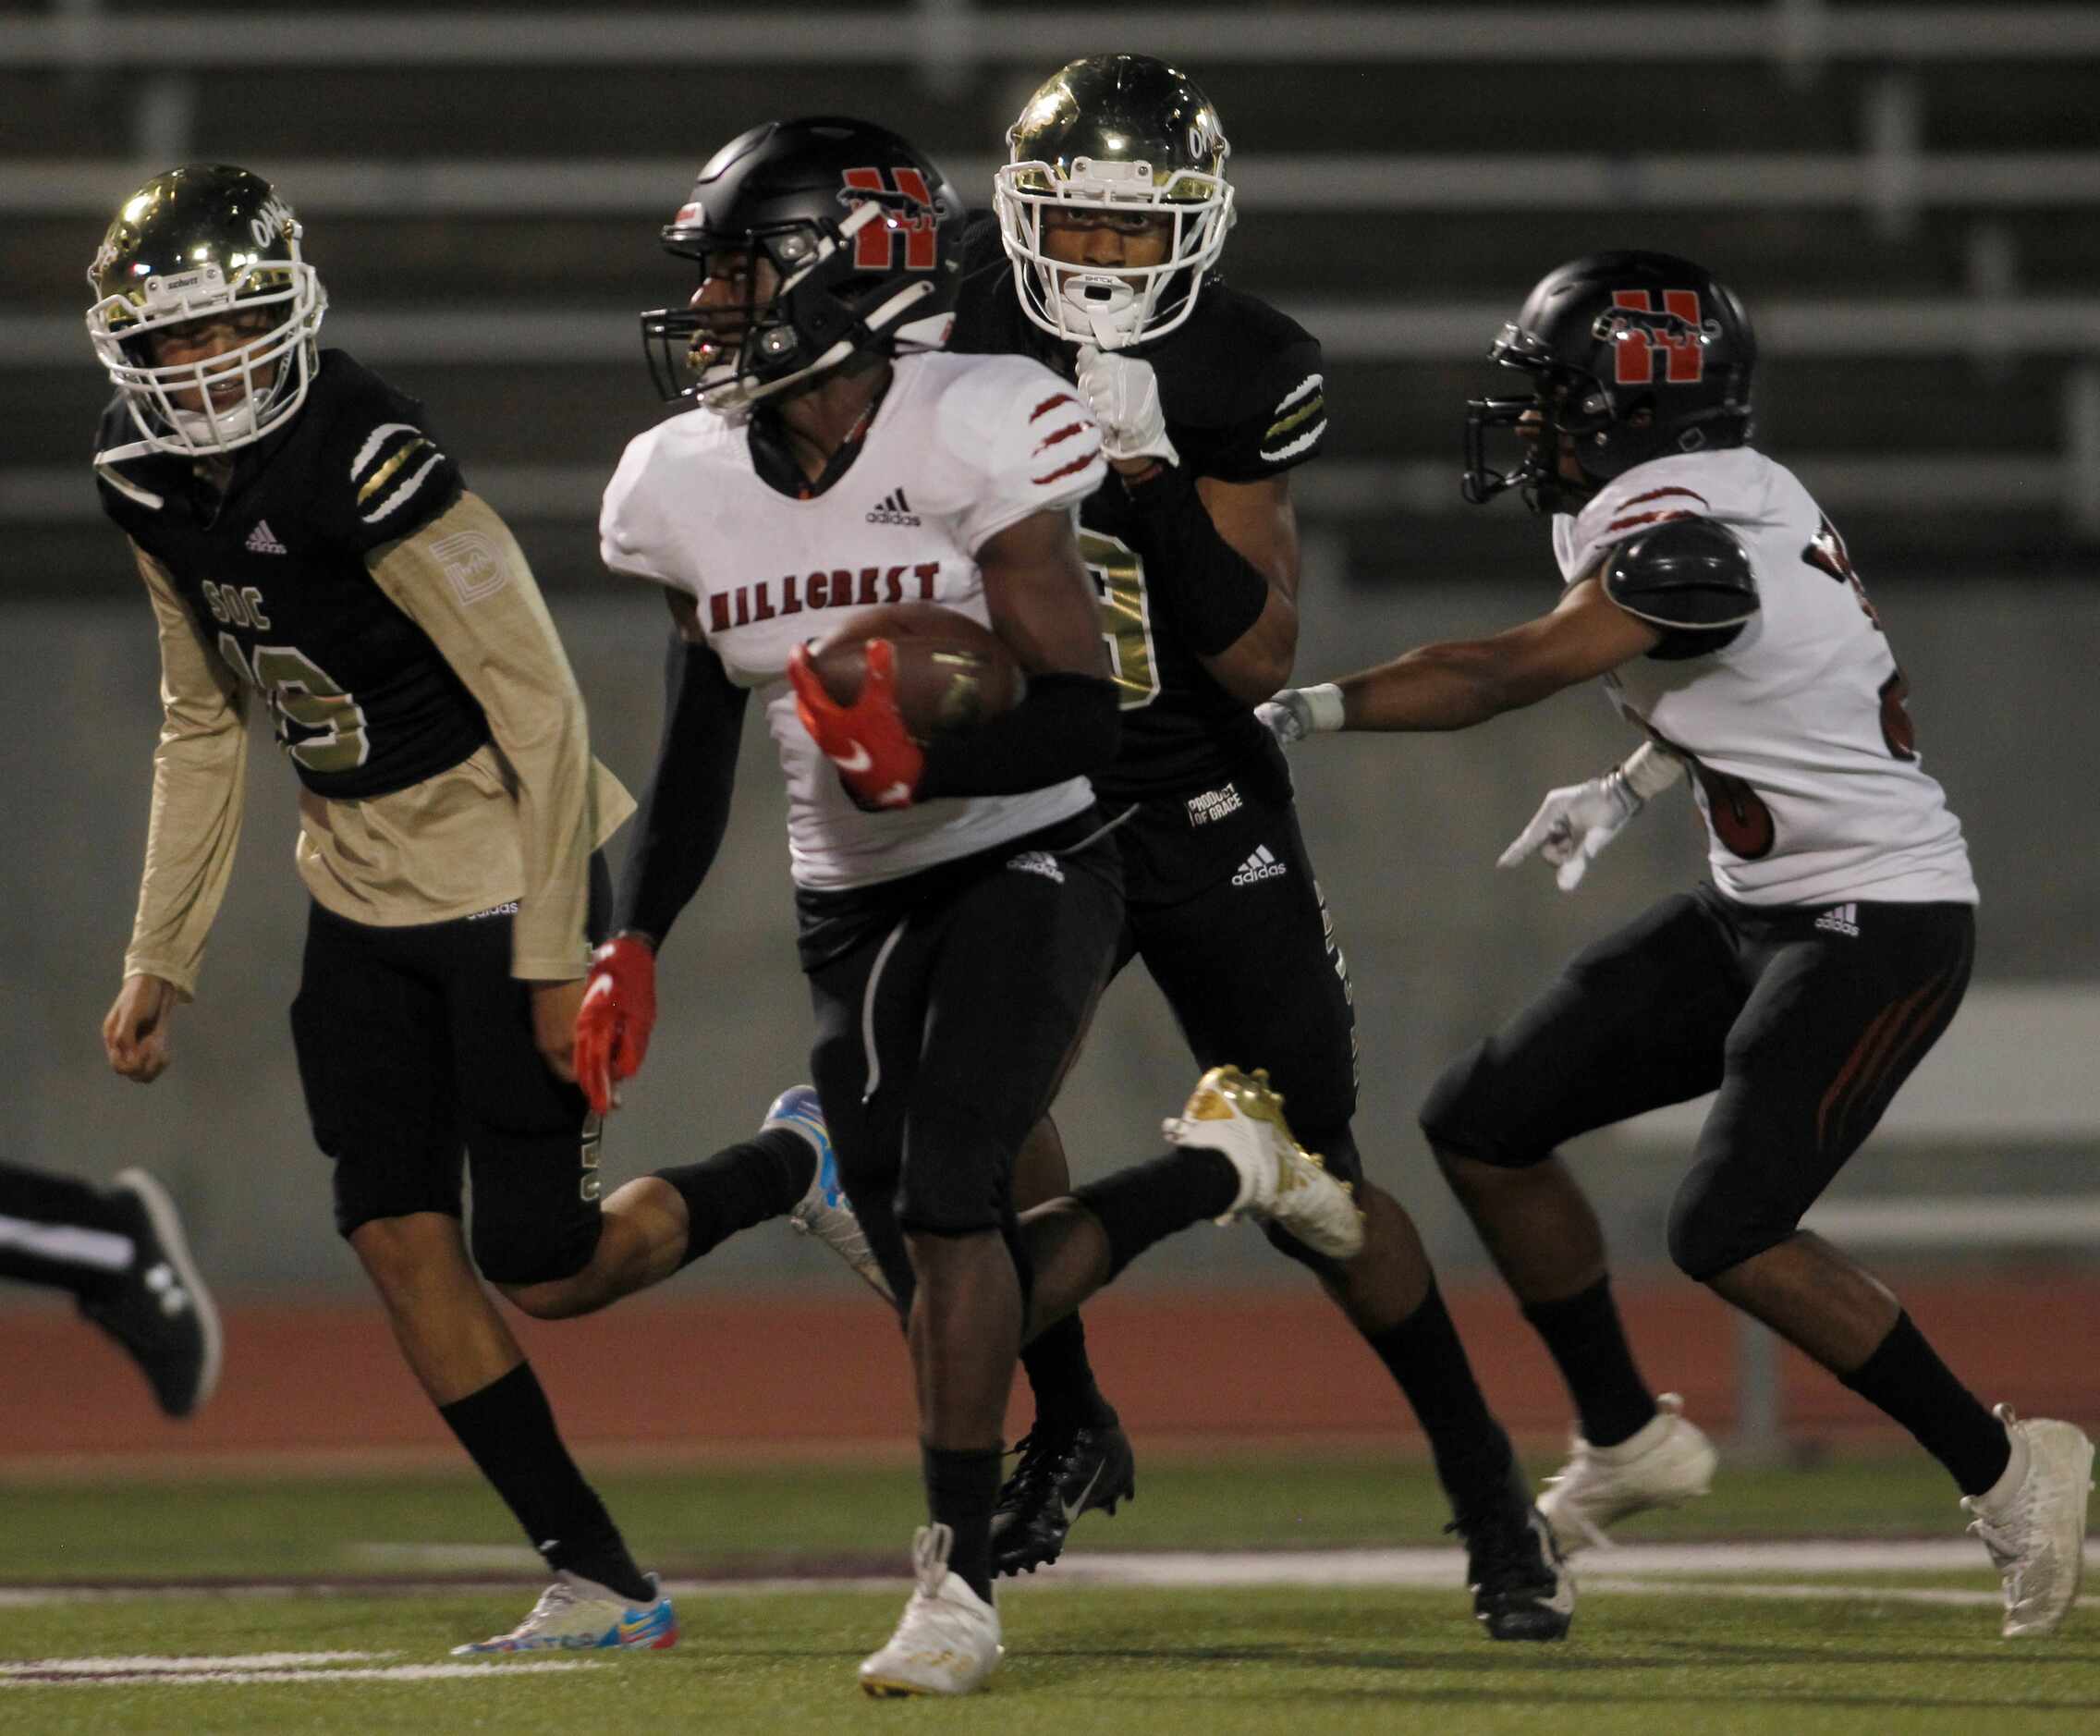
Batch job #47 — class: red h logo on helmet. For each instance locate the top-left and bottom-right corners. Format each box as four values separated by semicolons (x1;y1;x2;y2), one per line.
1607;289;1707;386
840;167;941;271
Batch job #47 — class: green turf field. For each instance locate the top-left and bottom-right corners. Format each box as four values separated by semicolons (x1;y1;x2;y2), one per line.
1;1452;2091;1733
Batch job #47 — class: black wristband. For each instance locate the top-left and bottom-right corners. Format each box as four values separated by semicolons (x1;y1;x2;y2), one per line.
916;671;1120;801
1120;462;1273;658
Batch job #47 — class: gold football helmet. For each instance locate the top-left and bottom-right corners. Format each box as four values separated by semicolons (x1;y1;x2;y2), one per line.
86;163;326;461
995;55;1234;350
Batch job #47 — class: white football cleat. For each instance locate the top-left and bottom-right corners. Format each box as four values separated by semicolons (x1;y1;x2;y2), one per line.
450;1570;677;1654
1962;1404;2094;1638
771;1084;894;1304
858;1523;1003;1697
1536;1393;1718;1556
1164;1065;1364;1260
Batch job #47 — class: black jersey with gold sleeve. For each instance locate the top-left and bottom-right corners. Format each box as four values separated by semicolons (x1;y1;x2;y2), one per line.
95;349;491;801
949;214;1327;801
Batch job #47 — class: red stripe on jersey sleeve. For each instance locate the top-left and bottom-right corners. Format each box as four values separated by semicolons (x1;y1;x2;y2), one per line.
1605;507;1699;534
1031;393;1080;421
1032;448;1101;485
1621;486;1710;509
1032;420;1089;456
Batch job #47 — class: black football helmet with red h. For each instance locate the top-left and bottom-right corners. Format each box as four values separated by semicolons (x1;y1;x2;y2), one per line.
1463;251;1756;514
641;116;964;413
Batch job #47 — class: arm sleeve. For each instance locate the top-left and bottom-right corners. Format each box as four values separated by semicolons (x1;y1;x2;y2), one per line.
123;544;250;997
1115;460;1274;657
367;492;598;980
613;631;749;949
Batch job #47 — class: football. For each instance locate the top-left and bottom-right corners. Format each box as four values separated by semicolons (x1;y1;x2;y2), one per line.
805;602;1023;741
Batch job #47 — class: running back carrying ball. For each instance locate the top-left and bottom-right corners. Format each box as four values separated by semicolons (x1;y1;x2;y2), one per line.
807;602;1023;741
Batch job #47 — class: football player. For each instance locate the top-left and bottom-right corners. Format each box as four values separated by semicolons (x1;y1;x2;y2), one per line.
88;164;832;1655
0;1161;219;1417
1264;251;2094;1638
946;55;1571;1638
586;116;1367;1696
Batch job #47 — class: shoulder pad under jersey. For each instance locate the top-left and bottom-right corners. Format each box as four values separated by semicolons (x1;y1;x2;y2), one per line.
1601;516;1760;633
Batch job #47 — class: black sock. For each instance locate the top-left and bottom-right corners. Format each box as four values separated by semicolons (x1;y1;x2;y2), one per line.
923;1443;1003;1604
1020;1313;1117;1431
1520;1277;1658;1449
1366;1282;1520;1522
437;1363;653;1602
1070;1148;1239;1282
653;1127;815;1272
0;1161;134;1298
1840;1311;2011;1496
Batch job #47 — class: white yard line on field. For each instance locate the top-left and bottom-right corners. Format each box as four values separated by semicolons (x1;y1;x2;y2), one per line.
0;1540;2008;1619
3;1659;604;1688
0;1652;376;1674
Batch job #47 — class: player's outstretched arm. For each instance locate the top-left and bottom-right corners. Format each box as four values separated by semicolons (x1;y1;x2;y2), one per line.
1276;576;1661;737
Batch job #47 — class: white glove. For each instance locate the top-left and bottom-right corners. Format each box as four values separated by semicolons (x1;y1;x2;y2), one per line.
1074;344;1179;469
1255;683;1344;746
1498;771;1643;892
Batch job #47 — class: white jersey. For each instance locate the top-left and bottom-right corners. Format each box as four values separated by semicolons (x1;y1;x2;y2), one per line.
1553;447;1976;908
601;351;1106;890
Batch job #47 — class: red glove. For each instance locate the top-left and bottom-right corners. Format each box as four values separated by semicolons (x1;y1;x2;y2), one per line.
573;935;658;1115
788;638;925;811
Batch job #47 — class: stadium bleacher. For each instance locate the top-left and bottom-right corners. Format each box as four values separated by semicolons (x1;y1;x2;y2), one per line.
5;0;2097;590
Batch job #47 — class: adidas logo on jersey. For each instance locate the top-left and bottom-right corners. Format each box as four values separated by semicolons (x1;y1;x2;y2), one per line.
865;488;921;528
1814;902;1861;938
245;519;287;555
1006;849;1066;885
1231;845;1288;887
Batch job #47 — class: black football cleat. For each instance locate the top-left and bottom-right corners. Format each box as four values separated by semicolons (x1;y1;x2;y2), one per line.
77;1169;222;1419
989;1419;1137;1577
1451;1472;1576;1642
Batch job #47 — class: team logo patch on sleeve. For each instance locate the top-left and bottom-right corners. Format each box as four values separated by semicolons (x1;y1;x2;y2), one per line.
431;529;507;604
1263;374;1326;463
350;421;447;526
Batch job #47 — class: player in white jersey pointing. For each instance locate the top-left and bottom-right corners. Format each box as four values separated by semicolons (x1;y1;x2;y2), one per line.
584;117;1366;1695
1263;251;2090;1637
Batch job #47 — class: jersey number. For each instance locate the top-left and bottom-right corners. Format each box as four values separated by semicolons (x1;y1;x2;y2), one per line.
1080;530;1161;711
1801;513;1918;761
217;636;372;775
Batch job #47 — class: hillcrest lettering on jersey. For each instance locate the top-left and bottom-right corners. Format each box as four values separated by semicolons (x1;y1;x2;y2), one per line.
708;561;943;633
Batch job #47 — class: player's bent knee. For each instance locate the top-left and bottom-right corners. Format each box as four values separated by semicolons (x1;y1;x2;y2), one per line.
347;1210;462;1278
470;1210;602;1292
1666;1165;1794;1283
1418;1046;1543;1171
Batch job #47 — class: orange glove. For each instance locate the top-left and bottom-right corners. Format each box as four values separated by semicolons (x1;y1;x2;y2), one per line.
573;935;657;1114
788;637;925;811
